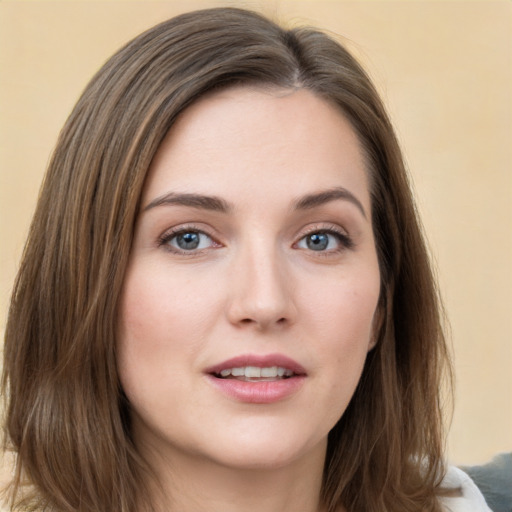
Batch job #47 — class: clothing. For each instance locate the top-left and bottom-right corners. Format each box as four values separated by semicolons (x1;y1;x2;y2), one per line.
440;466;493;512
461;453;512;512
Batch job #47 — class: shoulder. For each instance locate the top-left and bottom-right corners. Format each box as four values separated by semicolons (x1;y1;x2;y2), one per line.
439;466;492;512
461;453;512;512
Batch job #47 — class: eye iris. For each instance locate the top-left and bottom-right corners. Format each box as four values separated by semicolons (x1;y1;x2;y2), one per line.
307;233;329;251
176;232;200;250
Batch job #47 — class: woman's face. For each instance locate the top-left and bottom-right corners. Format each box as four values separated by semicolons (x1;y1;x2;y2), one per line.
117;87;381;471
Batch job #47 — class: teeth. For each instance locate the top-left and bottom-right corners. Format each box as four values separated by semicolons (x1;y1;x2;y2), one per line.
261;366;278;377
245;366;261;378
217;366;294;379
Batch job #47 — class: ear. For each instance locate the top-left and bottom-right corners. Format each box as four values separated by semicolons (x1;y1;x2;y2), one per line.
368;301;385;352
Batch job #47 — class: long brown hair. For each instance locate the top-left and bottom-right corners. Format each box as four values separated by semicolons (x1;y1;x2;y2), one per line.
2;7;452;511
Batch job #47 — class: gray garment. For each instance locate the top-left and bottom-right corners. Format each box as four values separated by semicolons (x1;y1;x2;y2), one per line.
460;453;512;512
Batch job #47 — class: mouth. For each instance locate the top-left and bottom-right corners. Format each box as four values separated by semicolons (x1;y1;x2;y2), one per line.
204;354;307;402
205;353;306;381
214;365;296;381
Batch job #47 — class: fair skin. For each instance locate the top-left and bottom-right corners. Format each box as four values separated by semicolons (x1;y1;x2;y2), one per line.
117;86;381;512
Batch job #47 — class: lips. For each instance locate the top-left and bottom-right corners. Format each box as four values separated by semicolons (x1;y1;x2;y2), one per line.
204;354;306;403
205;354;306;379
218;366;294;380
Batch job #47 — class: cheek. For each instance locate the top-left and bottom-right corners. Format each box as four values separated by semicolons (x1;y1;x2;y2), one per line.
301;270;380;347
118;263;218;345
116;264;219;394
298;268;380;412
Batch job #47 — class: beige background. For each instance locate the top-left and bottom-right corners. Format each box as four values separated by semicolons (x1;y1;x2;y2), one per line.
0;0;510;467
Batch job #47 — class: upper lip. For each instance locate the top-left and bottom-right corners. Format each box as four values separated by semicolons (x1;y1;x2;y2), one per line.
204;353;307;376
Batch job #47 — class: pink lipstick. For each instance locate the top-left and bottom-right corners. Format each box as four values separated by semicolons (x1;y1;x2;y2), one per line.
204;353;306;404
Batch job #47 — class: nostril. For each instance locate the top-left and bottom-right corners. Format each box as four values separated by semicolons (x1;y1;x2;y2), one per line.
236;316;288;328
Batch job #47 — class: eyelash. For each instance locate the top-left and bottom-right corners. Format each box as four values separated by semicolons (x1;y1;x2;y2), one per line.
157;224;354;256
157;224;220;255
295;225;354;254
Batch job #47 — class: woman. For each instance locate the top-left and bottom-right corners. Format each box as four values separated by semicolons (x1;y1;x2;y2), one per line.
1;7;491;512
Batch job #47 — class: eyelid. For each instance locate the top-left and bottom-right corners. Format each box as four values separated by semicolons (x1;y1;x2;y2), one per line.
294;223;354;251
157;223;222;254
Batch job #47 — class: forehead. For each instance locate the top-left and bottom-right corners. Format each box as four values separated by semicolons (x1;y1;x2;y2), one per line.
143;86;371;212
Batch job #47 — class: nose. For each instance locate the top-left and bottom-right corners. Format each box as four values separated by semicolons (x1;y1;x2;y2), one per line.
226;242;297;330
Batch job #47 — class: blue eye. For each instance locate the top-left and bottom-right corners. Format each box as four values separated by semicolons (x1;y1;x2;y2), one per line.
305;233;330;251
164;230;214;252
297;231;349;252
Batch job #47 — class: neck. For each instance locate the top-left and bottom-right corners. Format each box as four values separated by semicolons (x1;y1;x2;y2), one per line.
141;439;329;512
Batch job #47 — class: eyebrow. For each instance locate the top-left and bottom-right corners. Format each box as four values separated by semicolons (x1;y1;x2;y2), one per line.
143;192;231;213
143;186;366;218
293;187;367;218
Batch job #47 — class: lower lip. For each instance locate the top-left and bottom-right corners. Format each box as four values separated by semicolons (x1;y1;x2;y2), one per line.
205;375;306;404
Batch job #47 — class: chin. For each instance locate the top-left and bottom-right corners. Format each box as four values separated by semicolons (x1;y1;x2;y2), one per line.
199;429;327;472
216;449;300;470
